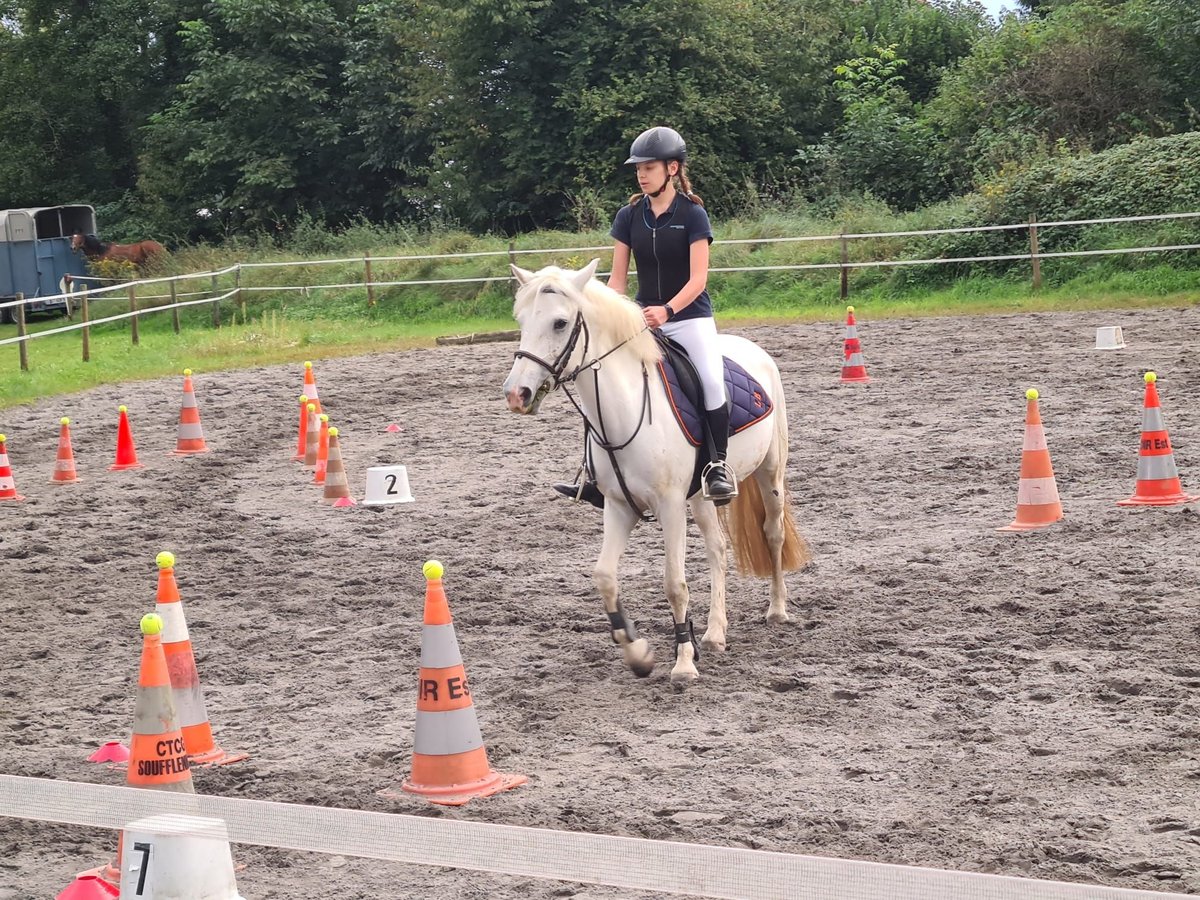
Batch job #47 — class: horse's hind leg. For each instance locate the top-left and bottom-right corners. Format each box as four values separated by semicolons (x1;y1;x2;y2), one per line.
596;500;654;677
755;460;791;625
689;496;728;653
659;501;700;688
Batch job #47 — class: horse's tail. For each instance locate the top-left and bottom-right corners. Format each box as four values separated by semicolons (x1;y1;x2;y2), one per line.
725;384;811;578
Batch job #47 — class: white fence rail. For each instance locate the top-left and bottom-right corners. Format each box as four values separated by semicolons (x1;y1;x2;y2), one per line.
2;210;1198;370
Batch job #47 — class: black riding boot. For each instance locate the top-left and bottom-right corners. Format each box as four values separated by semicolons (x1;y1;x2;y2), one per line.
553;478;605;509
703;403;737;503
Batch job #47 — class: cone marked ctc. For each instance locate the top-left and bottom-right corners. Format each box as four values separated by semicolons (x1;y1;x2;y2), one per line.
155;551;248;766
312;414;330;485
128;612;195;792
322;427;356;507
303;403;320;469
1118;372;1197;507
109;406;144;471
998;389;1063;531
172;369;210;455
0;434;26;501
49;417;81;484
302;360;322;413
291;394;310;461
840;306;870;383
391;561;526;805
64;612;197;896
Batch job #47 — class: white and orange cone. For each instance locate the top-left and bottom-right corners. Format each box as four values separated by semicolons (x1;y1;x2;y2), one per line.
49;418;81;484
312;414;330;485
303;403;320;469
998;389;1063;532
303;360;322;414
1118;372;1197;507
840;306;870;383
387;561;526;806
322;427;356;507
0;434;25;501
172;369;210;455
155;551;248;767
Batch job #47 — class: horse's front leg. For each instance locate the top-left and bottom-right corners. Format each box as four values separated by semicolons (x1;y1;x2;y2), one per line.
689;496;728;653
659;501;699;688
595;499;654;677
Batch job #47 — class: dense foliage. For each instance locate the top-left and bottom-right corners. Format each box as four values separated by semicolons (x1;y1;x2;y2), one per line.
0;0;1195;241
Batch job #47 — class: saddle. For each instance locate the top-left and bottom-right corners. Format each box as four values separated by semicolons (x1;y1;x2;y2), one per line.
653;333;774;498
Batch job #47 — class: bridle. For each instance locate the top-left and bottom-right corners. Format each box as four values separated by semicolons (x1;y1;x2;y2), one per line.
512;300;654;514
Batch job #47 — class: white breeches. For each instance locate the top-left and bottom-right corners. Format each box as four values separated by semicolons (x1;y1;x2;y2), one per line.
660;316;727;411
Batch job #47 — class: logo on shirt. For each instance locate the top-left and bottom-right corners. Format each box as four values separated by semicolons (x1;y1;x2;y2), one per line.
669;224;685;229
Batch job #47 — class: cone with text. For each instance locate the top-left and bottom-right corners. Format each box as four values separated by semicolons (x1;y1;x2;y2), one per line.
388;561;526;806
1118;372;1197;507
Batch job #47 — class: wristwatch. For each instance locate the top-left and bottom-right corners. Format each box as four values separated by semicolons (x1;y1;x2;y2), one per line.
664;304;677;321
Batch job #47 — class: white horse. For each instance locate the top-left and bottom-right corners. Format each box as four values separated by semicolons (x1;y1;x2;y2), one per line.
502;260;809;687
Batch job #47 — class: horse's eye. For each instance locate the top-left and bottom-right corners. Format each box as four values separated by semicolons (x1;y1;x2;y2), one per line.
553;318;568;332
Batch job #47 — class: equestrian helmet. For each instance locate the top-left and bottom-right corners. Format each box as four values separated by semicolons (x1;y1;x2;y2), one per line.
625;126;687;164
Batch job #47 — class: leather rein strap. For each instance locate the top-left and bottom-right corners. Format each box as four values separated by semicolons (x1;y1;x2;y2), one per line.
513;312;653;514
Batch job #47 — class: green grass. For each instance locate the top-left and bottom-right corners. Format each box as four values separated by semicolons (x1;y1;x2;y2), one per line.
1;209;1197;409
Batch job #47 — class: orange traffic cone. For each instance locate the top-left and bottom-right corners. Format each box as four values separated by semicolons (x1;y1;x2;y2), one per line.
392;561;526;805
292;394;310;461
840;306;870;383
69;611;197;893
155;551;248;766
1118;372;1197;507
322;427;356;507
302;403;320;469
303;360;323;414
128;612;195;792
0;434;25;501
998;389;1063;531
312;414;330;485
109;406;143;471
172;369;210;455
49;418;81;484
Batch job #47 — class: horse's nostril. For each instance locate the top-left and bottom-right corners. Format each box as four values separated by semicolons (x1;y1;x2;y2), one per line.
520;387;532;405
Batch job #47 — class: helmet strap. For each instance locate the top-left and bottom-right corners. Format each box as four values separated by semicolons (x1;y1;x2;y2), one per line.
645;165;675;199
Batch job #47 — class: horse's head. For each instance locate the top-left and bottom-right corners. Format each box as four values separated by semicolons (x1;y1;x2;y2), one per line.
503;259;600;414
70;232;84;252
71;233;102;256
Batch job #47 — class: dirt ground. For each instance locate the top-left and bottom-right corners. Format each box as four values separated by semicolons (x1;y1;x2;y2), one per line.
1;305;1198;899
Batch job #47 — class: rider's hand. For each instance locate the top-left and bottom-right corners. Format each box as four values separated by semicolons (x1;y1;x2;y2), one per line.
643;305;669;329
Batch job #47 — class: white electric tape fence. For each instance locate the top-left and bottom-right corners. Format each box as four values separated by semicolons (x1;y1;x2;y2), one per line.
0;775;1182;900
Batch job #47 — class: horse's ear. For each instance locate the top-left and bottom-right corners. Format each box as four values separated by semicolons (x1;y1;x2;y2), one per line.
510;264;535;285
569;258;600;292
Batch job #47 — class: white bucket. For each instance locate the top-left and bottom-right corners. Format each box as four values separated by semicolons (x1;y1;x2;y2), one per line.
119;815;245;900
1095;326;1126;350
363;465;415;506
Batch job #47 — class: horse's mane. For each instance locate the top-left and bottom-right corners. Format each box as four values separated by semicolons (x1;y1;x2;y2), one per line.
82;233;106;253
514;267;661;369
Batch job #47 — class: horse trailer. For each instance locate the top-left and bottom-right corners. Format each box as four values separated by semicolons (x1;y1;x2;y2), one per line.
0;205;97;324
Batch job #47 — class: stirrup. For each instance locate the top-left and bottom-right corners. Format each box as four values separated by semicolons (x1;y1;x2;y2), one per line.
701;460;738;505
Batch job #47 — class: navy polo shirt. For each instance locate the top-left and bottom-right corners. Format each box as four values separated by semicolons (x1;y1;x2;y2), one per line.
611;196;714;320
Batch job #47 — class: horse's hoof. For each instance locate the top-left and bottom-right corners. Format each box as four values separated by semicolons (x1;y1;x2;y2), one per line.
765;609;791;625
700;633;727;653
625;638;655;678
670;668;699;691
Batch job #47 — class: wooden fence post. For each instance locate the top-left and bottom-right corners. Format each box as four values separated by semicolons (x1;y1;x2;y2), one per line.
81;288;90;362
15;293;28;372
508;241;516;274
236;264;246;322
839;234;850;302
364;252;376;307
170;280;181;334
1029;214;1042;291
210;274;220;327
128;284;139;345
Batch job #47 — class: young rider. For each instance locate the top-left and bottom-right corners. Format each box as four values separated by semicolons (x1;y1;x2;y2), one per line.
554;126;736;508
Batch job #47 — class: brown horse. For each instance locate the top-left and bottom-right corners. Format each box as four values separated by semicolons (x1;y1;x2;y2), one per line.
71;233;166;269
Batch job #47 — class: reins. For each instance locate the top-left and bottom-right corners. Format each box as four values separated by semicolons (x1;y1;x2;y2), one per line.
513;310;654;513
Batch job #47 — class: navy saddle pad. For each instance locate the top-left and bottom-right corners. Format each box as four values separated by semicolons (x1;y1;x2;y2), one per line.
656;342;774;448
